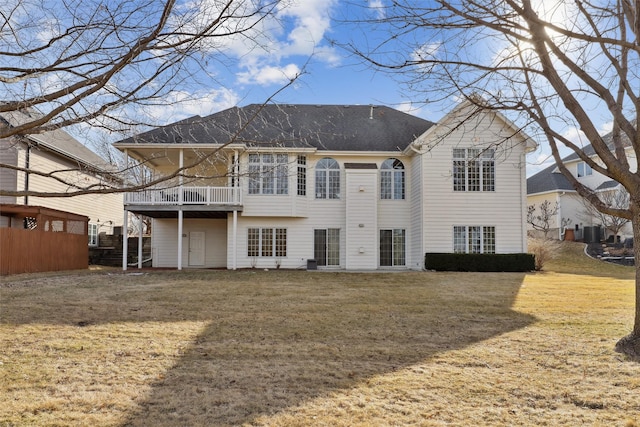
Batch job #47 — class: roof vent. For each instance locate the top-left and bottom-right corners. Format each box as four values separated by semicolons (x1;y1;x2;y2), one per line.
369;105;374;120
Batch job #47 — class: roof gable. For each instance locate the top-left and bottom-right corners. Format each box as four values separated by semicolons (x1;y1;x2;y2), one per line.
0;109;113;172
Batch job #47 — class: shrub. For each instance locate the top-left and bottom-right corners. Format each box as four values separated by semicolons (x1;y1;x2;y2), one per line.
424;253;535;272
527;238;562;271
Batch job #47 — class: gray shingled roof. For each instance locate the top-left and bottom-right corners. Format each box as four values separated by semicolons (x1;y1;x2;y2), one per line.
596;180;620;191
527;128;632;195
0;109;113;172
116;104;435;151
527;162;575;195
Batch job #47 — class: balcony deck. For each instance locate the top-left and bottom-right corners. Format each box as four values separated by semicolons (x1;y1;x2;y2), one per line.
124;186;242;218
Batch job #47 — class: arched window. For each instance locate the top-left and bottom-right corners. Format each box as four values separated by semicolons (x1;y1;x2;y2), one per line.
315;157;340;199
380;158;405;199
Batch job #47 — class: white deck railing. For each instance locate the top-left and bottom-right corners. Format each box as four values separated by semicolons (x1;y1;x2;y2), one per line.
124;186;242;206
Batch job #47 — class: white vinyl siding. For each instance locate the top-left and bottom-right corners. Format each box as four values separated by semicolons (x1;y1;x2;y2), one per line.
421;104;529;254
152;218;228;268
21;145;123;227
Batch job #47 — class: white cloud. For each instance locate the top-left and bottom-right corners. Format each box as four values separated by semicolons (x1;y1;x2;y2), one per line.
237;63;301;86
599;121;613;135
143;87;240;124
229;0;339;87
368;0;385;19
395;102;426;119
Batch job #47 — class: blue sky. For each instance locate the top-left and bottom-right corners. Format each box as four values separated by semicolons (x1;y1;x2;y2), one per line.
129;0;615;177
141;1;445;124
64;0;615;177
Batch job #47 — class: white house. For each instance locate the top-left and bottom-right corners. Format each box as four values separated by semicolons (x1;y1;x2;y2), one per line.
527;131;634;241
0;109;124;245
114;101;536;271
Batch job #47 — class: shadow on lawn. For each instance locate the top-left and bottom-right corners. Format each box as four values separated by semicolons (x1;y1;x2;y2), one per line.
1;270;536;425
118;271;535;426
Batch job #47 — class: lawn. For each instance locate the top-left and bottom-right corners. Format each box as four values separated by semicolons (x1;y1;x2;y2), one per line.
0;242;638;426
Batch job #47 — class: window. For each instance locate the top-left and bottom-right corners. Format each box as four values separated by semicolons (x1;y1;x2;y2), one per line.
380;229;406;266
453;148;495;192
453;226;496;253
248;153;289;195
577;162;593;177
380;158;405;200
314;228;340;266
297;155;307;196
247;228;287;257
88;223;98;246
315;157;340;199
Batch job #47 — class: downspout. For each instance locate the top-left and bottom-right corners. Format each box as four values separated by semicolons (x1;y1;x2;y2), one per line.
24;142;30;205
558;192;564;240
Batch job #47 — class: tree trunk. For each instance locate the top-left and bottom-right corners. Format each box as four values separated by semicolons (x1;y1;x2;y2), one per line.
615;206;640;358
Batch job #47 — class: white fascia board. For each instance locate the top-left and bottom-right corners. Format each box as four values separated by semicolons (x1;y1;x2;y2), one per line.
527;189;577;197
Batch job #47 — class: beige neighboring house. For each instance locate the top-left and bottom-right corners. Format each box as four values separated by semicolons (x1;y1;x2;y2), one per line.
0;109;123;246
114;100;536;271
526;131;634;241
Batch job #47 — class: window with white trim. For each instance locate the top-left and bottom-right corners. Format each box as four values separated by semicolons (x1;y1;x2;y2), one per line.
380;158;405;200
297;155;306;196
315;157;340;199
88;223;98;246
248;154;289;195
380;229;406;266
247;228;287;257
577;161;593;177
453;226;496;253
453;148;495;192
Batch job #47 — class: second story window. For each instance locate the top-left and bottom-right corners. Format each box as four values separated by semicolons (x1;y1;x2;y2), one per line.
248;153;289;195
297;155;306;196
453;148;495;192
380;158;405;200
315;157;340;199
577;161;593;177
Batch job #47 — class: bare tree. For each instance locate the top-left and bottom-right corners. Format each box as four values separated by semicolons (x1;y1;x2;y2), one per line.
343;1;640;356
580;186;631;241
0;0;297;198
527;200;558;238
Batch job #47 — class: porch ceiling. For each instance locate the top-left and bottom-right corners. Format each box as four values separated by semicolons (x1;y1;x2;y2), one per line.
120;146;233;170
126;205;241;219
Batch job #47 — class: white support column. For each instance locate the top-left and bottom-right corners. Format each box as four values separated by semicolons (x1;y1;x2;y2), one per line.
178;209;183;270
177;149;184;270
122;209;129;271
138;215;143;269
232;209;237;270
122;149;129;271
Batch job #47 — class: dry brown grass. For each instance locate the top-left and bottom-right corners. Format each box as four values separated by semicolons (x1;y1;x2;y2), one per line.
1;242;638;426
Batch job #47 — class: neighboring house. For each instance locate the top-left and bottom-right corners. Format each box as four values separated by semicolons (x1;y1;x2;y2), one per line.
526;132;634;241
0;109;123;246
114;101;536;271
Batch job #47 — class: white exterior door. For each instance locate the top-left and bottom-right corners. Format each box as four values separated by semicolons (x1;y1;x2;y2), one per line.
189;231;205;266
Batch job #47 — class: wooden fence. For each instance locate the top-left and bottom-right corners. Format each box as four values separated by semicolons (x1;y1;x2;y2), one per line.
1;204;89;275
0;227;88;275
